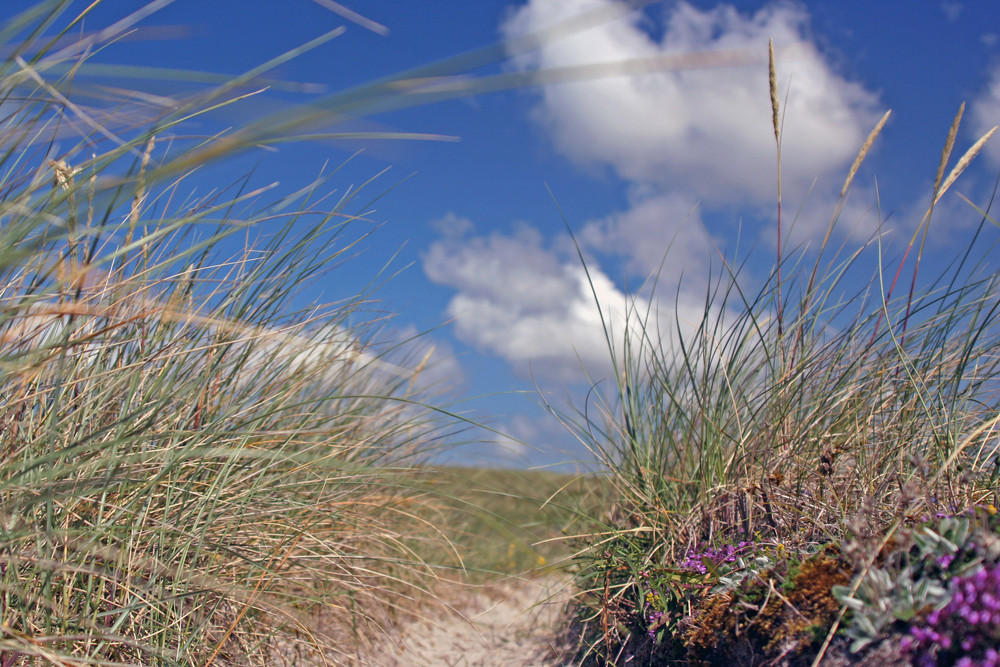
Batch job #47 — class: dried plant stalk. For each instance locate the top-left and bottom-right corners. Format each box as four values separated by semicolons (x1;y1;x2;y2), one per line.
841;109;891;198
934;102;965;197
935;126;998;205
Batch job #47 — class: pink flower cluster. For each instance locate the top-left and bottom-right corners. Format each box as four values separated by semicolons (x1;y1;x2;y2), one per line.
903;564;1000;666
679;541;756;574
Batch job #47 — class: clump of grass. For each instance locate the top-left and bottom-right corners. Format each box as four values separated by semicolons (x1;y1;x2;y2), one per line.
561;43;1000;666
0;4;455;664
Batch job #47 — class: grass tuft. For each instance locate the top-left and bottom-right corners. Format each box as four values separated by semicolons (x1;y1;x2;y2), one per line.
0;4;460;664
559;43;1000;667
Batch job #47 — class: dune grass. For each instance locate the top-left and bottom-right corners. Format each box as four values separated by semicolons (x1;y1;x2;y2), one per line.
558;46;1000;666
0;4;675;664
0;4;466;665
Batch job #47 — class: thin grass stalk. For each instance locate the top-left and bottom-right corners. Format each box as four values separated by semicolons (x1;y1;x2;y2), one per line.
769;39;783;345
870;108;995;352
901;124;998;341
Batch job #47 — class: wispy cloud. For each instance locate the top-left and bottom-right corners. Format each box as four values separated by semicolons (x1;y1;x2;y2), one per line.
940;1;963;22
972;63;1000;165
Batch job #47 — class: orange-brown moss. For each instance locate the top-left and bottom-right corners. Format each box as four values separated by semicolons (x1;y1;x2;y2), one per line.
767;552;851;651
682;548;852;666
683;592;736;654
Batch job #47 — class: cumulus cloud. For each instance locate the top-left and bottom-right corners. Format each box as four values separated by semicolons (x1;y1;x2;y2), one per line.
422;213;713;383
502;0;881;206
578;191;712;278
423;217;626;381
423;1;886;389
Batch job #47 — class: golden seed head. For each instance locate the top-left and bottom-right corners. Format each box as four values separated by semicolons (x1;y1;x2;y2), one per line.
768;39;780;143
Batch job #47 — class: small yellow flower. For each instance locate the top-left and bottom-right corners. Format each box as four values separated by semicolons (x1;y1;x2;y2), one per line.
987;504;997;516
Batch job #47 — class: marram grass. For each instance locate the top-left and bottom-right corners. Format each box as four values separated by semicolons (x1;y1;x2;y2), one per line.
0;4;460;665
558;47;1000;667
8;3;1000;666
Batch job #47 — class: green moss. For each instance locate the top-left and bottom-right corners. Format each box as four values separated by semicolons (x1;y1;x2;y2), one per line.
782;557;803;593
742;578;770;606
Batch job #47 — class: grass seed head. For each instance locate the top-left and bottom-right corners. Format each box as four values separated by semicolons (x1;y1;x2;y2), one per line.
934;125;997;205
841;109;891;198
934;102;965;197
769;39;780;143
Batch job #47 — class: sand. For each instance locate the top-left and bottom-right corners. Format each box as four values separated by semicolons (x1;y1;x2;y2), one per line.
373;575;576;667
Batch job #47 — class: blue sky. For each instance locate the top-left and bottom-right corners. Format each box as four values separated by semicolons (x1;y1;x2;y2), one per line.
9;0;1000;468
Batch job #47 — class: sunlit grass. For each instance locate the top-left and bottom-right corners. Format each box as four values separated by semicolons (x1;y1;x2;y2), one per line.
0;3;732;664
12;2;1000;665
559;46;1000;666
0;4;461;665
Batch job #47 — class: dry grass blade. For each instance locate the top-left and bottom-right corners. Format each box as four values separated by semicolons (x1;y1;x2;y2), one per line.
14;55;136;157
768;39;779;143
770;38;784;340
934;125;998;205
934;102;965;197
840;109;890;198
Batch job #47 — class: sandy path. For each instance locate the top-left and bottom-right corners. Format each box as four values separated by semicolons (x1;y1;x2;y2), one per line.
375;576;576;667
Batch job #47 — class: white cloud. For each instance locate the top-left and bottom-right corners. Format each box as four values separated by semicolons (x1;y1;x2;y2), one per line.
973;64;1000;165
423;219;586;320
578;191;713;278
502;0;881;206
423;218;625;381
422;213;715;384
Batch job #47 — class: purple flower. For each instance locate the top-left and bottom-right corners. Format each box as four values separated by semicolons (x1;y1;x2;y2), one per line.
679;541;758;573
646;610;665;638
906;564;1000;665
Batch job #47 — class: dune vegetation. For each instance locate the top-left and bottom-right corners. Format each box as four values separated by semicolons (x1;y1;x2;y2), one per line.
558;44;1000;667
0;3;469;664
